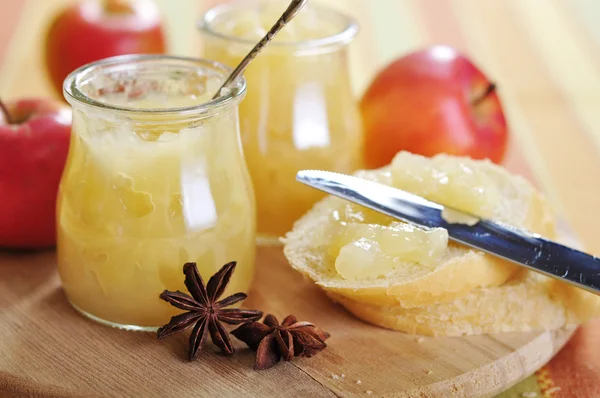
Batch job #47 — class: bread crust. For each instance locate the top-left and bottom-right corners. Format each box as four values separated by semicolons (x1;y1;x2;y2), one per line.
326;272;569;337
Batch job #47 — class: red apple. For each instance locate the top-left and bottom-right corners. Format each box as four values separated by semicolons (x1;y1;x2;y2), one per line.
361;45;508;169
0;98;72;249
45;0;166;96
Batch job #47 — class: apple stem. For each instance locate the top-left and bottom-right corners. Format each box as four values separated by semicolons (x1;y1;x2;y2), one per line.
104;0;134;14
0;99;12;124
472;83;496;107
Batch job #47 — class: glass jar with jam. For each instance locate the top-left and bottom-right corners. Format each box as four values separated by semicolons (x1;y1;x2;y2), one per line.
199;1;363;243
58;55;255;330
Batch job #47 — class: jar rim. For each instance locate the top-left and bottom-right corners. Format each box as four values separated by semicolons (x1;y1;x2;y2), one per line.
63;54;247;117
197;0;359;55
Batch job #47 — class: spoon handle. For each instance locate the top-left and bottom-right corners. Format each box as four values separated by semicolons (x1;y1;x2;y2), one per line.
212;0;308;99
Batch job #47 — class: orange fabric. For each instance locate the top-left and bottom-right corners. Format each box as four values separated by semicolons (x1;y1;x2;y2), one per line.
537;320;600;398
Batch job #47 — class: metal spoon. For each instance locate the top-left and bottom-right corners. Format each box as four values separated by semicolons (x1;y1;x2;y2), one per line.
212;0;308;99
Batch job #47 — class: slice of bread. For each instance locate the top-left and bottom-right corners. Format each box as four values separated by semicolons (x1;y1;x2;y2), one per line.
327;271;570;336
282;152;557;308
283;195;518;307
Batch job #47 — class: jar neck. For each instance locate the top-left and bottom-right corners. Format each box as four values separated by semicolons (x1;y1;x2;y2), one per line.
70;102;243;156
71;104;243;141
71;101;241;130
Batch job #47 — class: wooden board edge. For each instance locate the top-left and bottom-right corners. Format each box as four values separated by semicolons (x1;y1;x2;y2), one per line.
400;327;576;398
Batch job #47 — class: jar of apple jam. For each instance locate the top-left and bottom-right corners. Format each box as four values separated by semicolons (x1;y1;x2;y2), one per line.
58;55;256;331
199;1;363;243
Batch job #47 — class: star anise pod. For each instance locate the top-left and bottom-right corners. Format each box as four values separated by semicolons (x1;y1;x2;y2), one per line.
231;314;330;370
157;261;262;360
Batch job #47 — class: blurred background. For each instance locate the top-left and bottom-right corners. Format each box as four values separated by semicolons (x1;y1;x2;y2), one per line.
0;0;599;255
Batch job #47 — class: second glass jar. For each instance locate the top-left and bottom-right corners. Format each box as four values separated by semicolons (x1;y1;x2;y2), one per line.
199;1;363;242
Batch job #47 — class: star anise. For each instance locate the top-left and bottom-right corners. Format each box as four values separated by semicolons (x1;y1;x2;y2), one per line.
157;261;262;360
231;314;330;370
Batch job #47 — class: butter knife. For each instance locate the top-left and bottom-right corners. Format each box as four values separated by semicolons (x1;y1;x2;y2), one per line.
296;170;600;295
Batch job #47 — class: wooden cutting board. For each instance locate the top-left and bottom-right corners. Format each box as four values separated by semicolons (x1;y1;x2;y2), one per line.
0;245;575;398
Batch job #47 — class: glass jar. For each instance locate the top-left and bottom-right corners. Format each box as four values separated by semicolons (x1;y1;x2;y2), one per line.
199;1;363;243
58;55;255;331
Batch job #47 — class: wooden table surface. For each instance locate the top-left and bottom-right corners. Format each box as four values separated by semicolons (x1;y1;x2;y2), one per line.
1;1;599;397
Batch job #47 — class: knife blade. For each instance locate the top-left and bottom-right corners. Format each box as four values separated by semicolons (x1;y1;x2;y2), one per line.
296;169;600;296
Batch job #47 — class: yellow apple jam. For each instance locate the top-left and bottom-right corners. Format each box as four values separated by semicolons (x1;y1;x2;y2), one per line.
58;56;256;330
200;2;363;241
331;222;449;280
